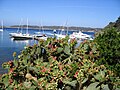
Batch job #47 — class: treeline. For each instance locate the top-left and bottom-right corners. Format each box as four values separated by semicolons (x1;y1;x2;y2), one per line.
10;25;101;32
105;16;120;31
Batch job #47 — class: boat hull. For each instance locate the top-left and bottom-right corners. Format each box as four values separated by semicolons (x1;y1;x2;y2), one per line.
0;29;3;32
12;36;33;40
11;34;33;40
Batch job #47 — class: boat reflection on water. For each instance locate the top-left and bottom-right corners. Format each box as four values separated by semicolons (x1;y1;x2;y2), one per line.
10;38;30;45
0;31;3;41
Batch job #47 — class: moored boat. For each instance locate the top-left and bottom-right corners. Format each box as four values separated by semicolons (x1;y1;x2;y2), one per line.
11;19;33;40
69;31;92;40
34;21;47;38
0;29;3;32
9;19;23;37
12;33;33;40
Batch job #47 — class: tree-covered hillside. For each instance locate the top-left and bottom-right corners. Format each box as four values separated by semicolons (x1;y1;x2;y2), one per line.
105;16;120;31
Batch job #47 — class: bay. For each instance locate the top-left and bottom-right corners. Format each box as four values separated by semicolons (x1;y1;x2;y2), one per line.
0;28;94;74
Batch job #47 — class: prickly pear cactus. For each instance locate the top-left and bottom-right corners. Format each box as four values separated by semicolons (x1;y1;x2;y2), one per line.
0;37;119;90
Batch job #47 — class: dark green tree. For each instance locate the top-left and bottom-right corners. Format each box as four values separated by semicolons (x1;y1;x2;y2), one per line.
95;27;120;76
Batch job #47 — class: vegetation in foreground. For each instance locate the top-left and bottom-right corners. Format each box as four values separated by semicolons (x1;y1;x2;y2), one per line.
0;17;120;89
95;17;120;76
95;27;120;76
0;36;120;90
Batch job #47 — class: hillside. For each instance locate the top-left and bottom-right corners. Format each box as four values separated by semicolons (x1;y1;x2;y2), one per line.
9;25;101;32
105;16;120;31
95;16;120;36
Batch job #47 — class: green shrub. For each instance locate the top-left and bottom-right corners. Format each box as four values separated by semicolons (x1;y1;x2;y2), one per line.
0;37;119;90
95;27;120;76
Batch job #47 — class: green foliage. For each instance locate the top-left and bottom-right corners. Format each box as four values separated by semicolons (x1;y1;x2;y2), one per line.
0;37;119;90
95;27;120;76
104;16;120;31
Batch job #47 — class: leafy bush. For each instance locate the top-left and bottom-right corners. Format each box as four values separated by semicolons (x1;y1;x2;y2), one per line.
0;37;120;90
95;27;120;76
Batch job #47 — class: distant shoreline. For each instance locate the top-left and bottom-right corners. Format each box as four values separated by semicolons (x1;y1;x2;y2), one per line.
2;25;102;32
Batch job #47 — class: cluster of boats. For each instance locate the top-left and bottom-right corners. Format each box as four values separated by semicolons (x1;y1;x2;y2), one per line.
9;30;93;41
9;32;47;40
9;19;47;40
1;20;93;41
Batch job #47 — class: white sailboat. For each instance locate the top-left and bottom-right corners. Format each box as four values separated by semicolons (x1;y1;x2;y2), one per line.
11;19;33;40
33;21;47;40
9;19;23;36
55;20;68;39
0;21;4;32
34;21;46;37
55;28;66;38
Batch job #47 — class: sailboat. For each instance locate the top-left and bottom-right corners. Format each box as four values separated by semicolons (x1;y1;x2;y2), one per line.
33;21;47;40
9;19;23;36
34;21;46;37
55;20;68;39
0;21;4;32
11;19;33;40
55;28;66;38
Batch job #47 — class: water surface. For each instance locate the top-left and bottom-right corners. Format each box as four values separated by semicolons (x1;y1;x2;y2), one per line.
0;28;94;74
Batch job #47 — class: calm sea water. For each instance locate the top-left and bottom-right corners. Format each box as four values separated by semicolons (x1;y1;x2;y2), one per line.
0;28;94;74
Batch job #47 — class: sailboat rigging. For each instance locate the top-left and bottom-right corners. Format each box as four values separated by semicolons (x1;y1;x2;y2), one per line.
0;20;4;32
9;19;23;36
10;19;33;40
34;20;47;38
55;20;68;38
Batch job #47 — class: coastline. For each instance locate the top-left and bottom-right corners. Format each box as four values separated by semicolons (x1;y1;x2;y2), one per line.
3;26;101;32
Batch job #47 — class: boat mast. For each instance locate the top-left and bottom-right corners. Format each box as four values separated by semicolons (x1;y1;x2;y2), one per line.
61;24;64;35
39;21;41;32
1;20;3;30
66;27;69;35
17;18;22;33
41;19;44;34
65;20;68;35
20;18;23;33
26;18;28;34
